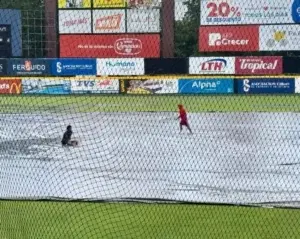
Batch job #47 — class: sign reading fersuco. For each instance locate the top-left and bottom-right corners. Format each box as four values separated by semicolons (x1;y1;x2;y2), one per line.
97;58;144;76
199;26;259;52
189;57;235;74
235;57;282;75
200;0;300;25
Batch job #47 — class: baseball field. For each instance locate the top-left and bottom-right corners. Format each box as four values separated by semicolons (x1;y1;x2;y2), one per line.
1;94;300;238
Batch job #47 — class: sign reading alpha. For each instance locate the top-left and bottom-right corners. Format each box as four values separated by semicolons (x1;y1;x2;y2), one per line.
8;59;50;76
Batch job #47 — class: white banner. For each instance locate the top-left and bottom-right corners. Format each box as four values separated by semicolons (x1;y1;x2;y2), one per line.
189;57;235;74
200;0;299;25
97;58;144;76
59;10;91;33
93;10;126;33
127;9;160;33
295;78;300;93
259;25;300;51
71;79;119;93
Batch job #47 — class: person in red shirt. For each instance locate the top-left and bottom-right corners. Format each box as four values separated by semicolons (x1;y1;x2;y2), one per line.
178;104;192;134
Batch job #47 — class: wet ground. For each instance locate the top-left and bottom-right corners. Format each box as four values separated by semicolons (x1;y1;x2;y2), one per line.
1;112;300;206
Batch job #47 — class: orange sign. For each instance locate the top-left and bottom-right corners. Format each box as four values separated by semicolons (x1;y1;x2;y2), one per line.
95;14;122;30
0;79;22;94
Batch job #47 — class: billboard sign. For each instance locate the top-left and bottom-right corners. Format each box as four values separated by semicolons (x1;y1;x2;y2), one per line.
237;78;295;94
127;9;160;33
51;59;96;76
93;10;126;33
200;0;299;25
120;78;178;94
59;10;92;33
97;58;144;75
0;59;7;76
127;0;162;8
0;78;21;94
189;57;235;74
22;78;71;94
259;25;300;51
93;0;125;8
71;79;119;93
178;78;233;94
60;34;160;58
58;0;91;8
295;78;300;93
235;56;283;75
199;26;259;52
8;59;50;76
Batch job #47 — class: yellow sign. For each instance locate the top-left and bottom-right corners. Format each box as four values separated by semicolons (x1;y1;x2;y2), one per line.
10;82;22;94
58;0;91;8
93;0;126;8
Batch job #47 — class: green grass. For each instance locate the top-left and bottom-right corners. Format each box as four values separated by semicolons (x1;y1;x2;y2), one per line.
1;201;300;239
1;94;300;113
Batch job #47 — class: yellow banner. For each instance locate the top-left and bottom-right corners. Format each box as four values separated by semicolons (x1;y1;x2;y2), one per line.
93;0;125;8
58;0;91;8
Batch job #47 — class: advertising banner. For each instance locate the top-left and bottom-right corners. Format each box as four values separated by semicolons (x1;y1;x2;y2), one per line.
120;78;178;94
259;25;300;51
0;59;7;76
178;78;233;94
93;0;125;8
127;0;162;8
51;59;96;76
189;57;235;74
97;58;144;76
71;78;119;93
235;56;283;75
8;59;51;76
59;10;92;34
295;78;300;93
127;9;160;33
93;10;126;34
200;0;299;25
237;78;295;94
58;0;91;8
22;78;71;94
199;26;259;52
60;34;160;58
0;78;21;94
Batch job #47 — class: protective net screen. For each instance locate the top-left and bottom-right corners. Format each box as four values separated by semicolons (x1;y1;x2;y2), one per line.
1;0;300;239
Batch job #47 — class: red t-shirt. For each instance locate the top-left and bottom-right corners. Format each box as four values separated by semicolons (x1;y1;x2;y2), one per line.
179;109;187;122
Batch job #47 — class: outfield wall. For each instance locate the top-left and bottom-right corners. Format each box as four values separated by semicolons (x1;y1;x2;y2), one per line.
0;56;300;76
0;76;299;95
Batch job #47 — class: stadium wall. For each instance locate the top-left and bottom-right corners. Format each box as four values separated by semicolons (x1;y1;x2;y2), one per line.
0;56;299;95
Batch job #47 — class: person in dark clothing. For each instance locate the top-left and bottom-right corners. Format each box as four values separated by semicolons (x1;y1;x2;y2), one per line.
61;125;78;146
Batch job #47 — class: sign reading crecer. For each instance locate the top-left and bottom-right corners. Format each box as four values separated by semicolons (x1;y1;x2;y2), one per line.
235;56;283;75
60;34;160;58
199;26;259;52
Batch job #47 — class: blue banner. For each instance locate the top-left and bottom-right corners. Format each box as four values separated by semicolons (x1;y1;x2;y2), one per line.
0;59;7;76
178;78;233;94
22;79;71;95
51;59;97;76
8;59;51;76
237;78;295;94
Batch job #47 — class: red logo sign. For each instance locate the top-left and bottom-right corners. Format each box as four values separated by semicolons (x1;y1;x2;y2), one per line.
199;26;259;52
60;34;160;58
235;56;283;75
95;14;122;30
0;79;21;94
